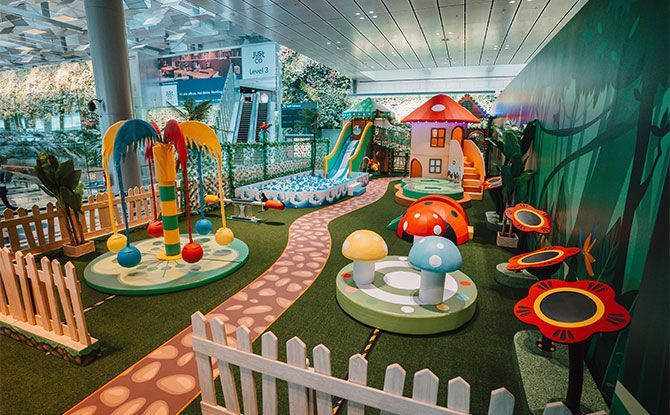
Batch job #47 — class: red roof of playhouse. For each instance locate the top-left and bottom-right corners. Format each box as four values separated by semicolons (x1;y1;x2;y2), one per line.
401;94;480;123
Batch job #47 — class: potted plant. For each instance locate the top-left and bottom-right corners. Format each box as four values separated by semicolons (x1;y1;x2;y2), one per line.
34;152;94;257
486;121;536;248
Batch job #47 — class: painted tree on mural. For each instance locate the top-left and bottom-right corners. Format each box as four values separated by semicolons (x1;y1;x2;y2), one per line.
497;0;669;406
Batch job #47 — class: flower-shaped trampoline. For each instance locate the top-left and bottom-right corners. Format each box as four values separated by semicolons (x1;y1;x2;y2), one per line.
507;246;580;279
483;176;502;190
515;279;629;344
515;279;630;413
335;255;477;335
505;203;552;234
84;234;249;295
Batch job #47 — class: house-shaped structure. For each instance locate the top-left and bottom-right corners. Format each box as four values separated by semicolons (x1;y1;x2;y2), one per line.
401;94;479;179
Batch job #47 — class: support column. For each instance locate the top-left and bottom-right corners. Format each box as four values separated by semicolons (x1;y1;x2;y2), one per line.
84;0;141;190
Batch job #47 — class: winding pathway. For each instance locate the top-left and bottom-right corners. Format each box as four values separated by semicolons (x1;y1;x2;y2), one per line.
66;178;394;415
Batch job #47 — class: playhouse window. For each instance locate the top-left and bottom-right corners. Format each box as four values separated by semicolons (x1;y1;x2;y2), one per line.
430;128;446;147
429;158;442;174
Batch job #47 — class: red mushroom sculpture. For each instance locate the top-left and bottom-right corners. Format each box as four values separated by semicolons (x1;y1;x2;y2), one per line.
397;208;447;243
397;195;470;245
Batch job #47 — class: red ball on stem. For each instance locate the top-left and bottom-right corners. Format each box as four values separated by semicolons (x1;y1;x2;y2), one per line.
182;242;203;263
147;220;163;238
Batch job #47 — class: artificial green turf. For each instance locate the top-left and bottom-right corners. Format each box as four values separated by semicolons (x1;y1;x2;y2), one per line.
182;181;530;414
2;181;530;414
0;204;318;415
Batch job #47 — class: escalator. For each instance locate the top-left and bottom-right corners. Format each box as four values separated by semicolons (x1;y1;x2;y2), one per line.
255;102;268;139
236;101;252;142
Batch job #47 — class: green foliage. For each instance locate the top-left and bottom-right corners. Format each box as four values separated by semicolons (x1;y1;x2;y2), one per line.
170;98;213;122
489;121;537;211
34;152;85;245
280;48;351;129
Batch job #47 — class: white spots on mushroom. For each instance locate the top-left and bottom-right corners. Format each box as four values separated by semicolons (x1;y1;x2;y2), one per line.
437;243;445;249
432;213;439;219
433;225;442;235
354;233;361;239
429;255;443;268
403;221;408;231
343;240;350;251
401;306;415;313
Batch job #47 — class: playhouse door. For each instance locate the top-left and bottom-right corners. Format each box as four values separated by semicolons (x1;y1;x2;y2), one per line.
451;126;464;146
410;159;422;177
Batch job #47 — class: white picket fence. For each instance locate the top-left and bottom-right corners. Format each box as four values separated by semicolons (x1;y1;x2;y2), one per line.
191;312;601;415
0;247;96;352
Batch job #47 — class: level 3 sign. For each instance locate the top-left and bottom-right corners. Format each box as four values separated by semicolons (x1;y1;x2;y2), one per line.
242;43;277;80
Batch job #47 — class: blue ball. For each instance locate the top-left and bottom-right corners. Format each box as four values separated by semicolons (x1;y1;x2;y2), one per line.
196;218;213;235
117;245;142;268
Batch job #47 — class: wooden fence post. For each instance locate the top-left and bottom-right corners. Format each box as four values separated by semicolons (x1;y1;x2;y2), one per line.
286;336;309;415
261;332;279;415
191;312;216;406
312;345;332;415
348;354;369;415
210;317;241;413
237;325;259;415
381;363;405;415
447;377;471;413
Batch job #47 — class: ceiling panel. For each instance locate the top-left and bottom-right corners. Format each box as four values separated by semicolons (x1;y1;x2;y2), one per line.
0;0;591;78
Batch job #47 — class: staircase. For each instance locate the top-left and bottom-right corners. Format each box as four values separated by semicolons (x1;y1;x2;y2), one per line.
255;102;268;139
236;101;252;142
462;155;484;200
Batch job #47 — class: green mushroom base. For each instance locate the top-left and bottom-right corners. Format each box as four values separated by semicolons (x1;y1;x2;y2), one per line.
84;234;249;295
401;178;464;200
335;256;478;335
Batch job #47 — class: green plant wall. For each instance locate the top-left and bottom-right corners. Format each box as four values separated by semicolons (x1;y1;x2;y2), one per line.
495;0;669;413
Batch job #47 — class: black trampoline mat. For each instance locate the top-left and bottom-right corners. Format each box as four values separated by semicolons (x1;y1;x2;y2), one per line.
539;291;597;323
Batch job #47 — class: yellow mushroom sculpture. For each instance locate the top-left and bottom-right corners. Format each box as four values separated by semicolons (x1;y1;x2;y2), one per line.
180;120;234;245
342;230;388;285
101;120;127;253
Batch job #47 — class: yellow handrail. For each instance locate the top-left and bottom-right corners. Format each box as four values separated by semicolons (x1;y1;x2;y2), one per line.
323;121;352;177
347;122;374;177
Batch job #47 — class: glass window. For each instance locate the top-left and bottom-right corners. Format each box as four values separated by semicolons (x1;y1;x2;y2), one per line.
431;128;446;147
429;158;442;174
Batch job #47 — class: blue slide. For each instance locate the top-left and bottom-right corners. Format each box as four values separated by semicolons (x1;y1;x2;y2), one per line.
327;137;359;180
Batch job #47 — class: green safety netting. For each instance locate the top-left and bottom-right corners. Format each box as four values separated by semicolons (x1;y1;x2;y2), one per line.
341;98;394;120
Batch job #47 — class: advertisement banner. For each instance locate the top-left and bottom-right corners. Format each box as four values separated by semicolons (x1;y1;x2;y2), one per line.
281;102;317;131
157;48;242;105
241;43;276;80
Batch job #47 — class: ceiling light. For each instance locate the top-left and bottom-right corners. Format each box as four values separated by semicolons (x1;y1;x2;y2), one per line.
52;15;77;23
24;28;46;35
355;12;360;15
336;41;340;44
448;31;454;35
17;46;33;51
327;42;331;45
509;0;515;3
359;16;365;19
373;15;378;18
369;11;374;14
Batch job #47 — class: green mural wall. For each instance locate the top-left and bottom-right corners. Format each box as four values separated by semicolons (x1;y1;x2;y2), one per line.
495;0;669;413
